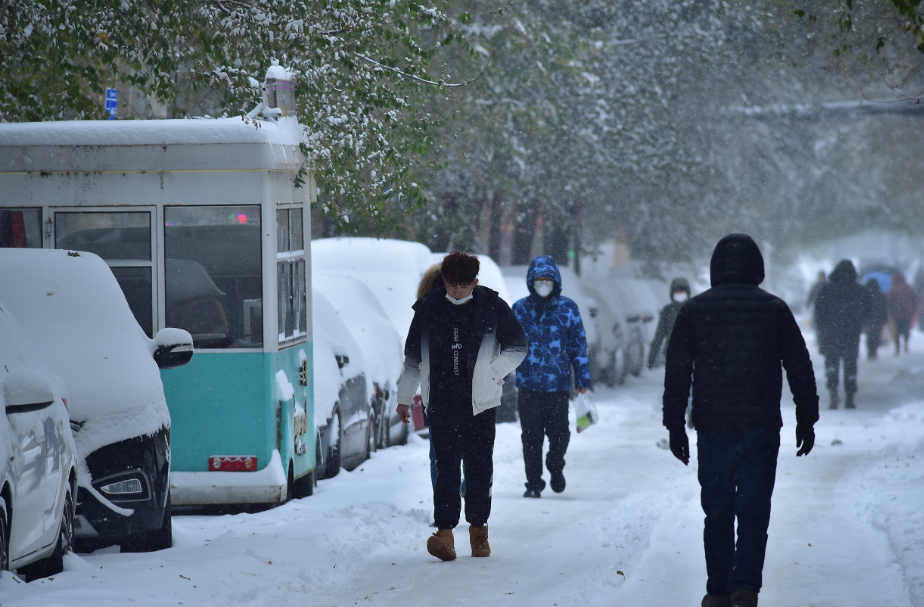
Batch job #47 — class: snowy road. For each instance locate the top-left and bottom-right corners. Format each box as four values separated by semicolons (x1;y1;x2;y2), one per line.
4;332;924;606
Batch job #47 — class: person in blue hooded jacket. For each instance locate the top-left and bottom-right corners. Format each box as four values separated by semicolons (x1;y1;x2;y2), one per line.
512;256;591;498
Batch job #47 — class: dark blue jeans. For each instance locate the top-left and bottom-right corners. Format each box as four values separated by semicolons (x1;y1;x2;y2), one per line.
697;428;780;596
429;426;466;495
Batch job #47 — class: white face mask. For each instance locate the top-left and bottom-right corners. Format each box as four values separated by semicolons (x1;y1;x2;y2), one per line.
534;280;554;298
673;292;688;303
446;293;474;305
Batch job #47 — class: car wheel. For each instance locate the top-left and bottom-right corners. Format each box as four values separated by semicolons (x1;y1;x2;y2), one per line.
395;419;409;446
19;489;73;580
367;415;377;458
377;408;390;450
0;496;9;572
121;492;172;552
321;409;342;479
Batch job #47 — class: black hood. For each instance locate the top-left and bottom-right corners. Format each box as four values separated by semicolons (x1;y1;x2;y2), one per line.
710;234;765;287
829;259;857;284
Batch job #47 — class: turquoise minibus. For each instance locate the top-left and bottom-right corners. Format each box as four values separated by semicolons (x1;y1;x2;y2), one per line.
0;68;318;506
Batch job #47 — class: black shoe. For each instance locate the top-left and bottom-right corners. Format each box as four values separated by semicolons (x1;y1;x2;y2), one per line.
550;471;566;494
845;393;856;409
523;488;541;498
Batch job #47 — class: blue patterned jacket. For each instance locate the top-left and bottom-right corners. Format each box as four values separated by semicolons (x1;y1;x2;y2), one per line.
513;256;592;392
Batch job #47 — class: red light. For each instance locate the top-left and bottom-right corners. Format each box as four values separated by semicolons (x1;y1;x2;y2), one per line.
237;214;247;225
209;456;258;472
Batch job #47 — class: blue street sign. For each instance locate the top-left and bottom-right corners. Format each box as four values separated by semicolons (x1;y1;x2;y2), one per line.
105;88;118;120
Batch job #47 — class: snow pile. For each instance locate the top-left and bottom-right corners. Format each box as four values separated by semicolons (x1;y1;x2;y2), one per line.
275;369;295;403
312;288;365;428
313;273;403;396
0;115;306;147
0;250;170;467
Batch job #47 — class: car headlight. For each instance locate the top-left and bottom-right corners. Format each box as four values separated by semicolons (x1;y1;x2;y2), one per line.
92;470;151;502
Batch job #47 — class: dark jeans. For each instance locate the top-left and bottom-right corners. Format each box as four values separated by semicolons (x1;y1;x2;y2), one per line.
429;426;466;495
698;428;780;596
518;389;570;491
430;408;495;529
866;325;884;360
825;352;857;395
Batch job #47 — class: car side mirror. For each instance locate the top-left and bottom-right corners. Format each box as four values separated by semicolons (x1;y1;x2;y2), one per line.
335;355;350;369
5;368;55;414
153;328;194;370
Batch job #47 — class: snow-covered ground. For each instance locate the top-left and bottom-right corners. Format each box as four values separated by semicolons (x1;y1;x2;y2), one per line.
4;319;924;606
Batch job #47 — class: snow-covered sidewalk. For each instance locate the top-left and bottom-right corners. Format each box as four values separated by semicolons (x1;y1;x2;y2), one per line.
3;341;924;606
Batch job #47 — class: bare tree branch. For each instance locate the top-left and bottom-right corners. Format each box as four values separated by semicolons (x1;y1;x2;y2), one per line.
356;52;493;88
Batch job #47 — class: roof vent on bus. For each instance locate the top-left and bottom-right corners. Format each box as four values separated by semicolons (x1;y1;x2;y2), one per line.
246;59;295;121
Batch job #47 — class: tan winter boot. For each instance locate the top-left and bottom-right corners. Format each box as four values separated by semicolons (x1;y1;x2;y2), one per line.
427;529;456;561
469;525;491;557
730;589;758;607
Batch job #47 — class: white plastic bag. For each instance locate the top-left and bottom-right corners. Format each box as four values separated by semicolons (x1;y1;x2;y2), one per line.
572;393;599;433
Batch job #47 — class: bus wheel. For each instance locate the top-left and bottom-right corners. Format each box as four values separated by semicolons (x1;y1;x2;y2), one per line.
290;469;315;499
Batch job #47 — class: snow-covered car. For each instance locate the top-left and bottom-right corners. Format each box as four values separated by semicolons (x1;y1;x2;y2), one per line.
502;264;603;390
312;237;433;343
0;302;78;580
312;237;433;437
314;274;407;450
581;276;657;384
0;250;193;552
312;289;373;479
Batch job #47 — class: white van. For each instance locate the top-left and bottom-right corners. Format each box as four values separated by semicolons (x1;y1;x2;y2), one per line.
0;302;77;579
0;250;192;552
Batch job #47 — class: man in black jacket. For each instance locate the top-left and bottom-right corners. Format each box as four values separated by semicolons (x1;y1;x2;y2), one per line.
662;234;819;607
397;252;528;562
814;260;869;409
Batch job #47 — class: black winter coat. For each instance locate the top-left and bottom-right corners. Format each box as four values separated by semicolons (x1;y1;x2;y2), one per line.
662;234;819;432
814;260;870;357
865;282;888;328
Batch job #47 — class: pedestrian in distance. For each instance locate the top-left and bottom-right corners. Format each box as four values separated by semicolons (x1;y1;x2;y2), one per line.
396;252;528;562
863;278;888;361
662;234;819;607
806;270;826;312
512;255;591;499
887;271;917;356
647;277;692;369
814;260;870;409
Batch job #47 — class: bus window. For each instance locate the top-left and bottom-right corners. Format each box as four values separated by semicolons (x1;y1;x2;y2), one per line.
277;207;306;344
165;206;262;349
54;211;153;337
0;209;41;249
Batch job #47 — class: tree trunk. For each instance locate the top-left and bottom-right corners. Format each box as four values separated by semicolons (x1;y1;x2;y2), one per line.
487;189;502;263
543;215;570;269
512;204;540;265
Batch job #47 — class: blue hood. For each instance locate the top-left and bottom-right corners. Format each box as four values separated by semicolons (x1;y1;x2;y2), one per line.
526;256;563;299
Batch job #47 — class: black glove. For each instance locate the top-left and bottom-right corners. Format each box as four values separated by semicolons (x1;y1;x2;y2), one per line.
668;427;689;465
796;425;815;457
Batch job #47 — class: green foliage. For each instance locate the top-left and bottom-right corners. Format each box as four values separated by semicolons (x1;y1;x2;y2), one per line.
0;0;478;231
